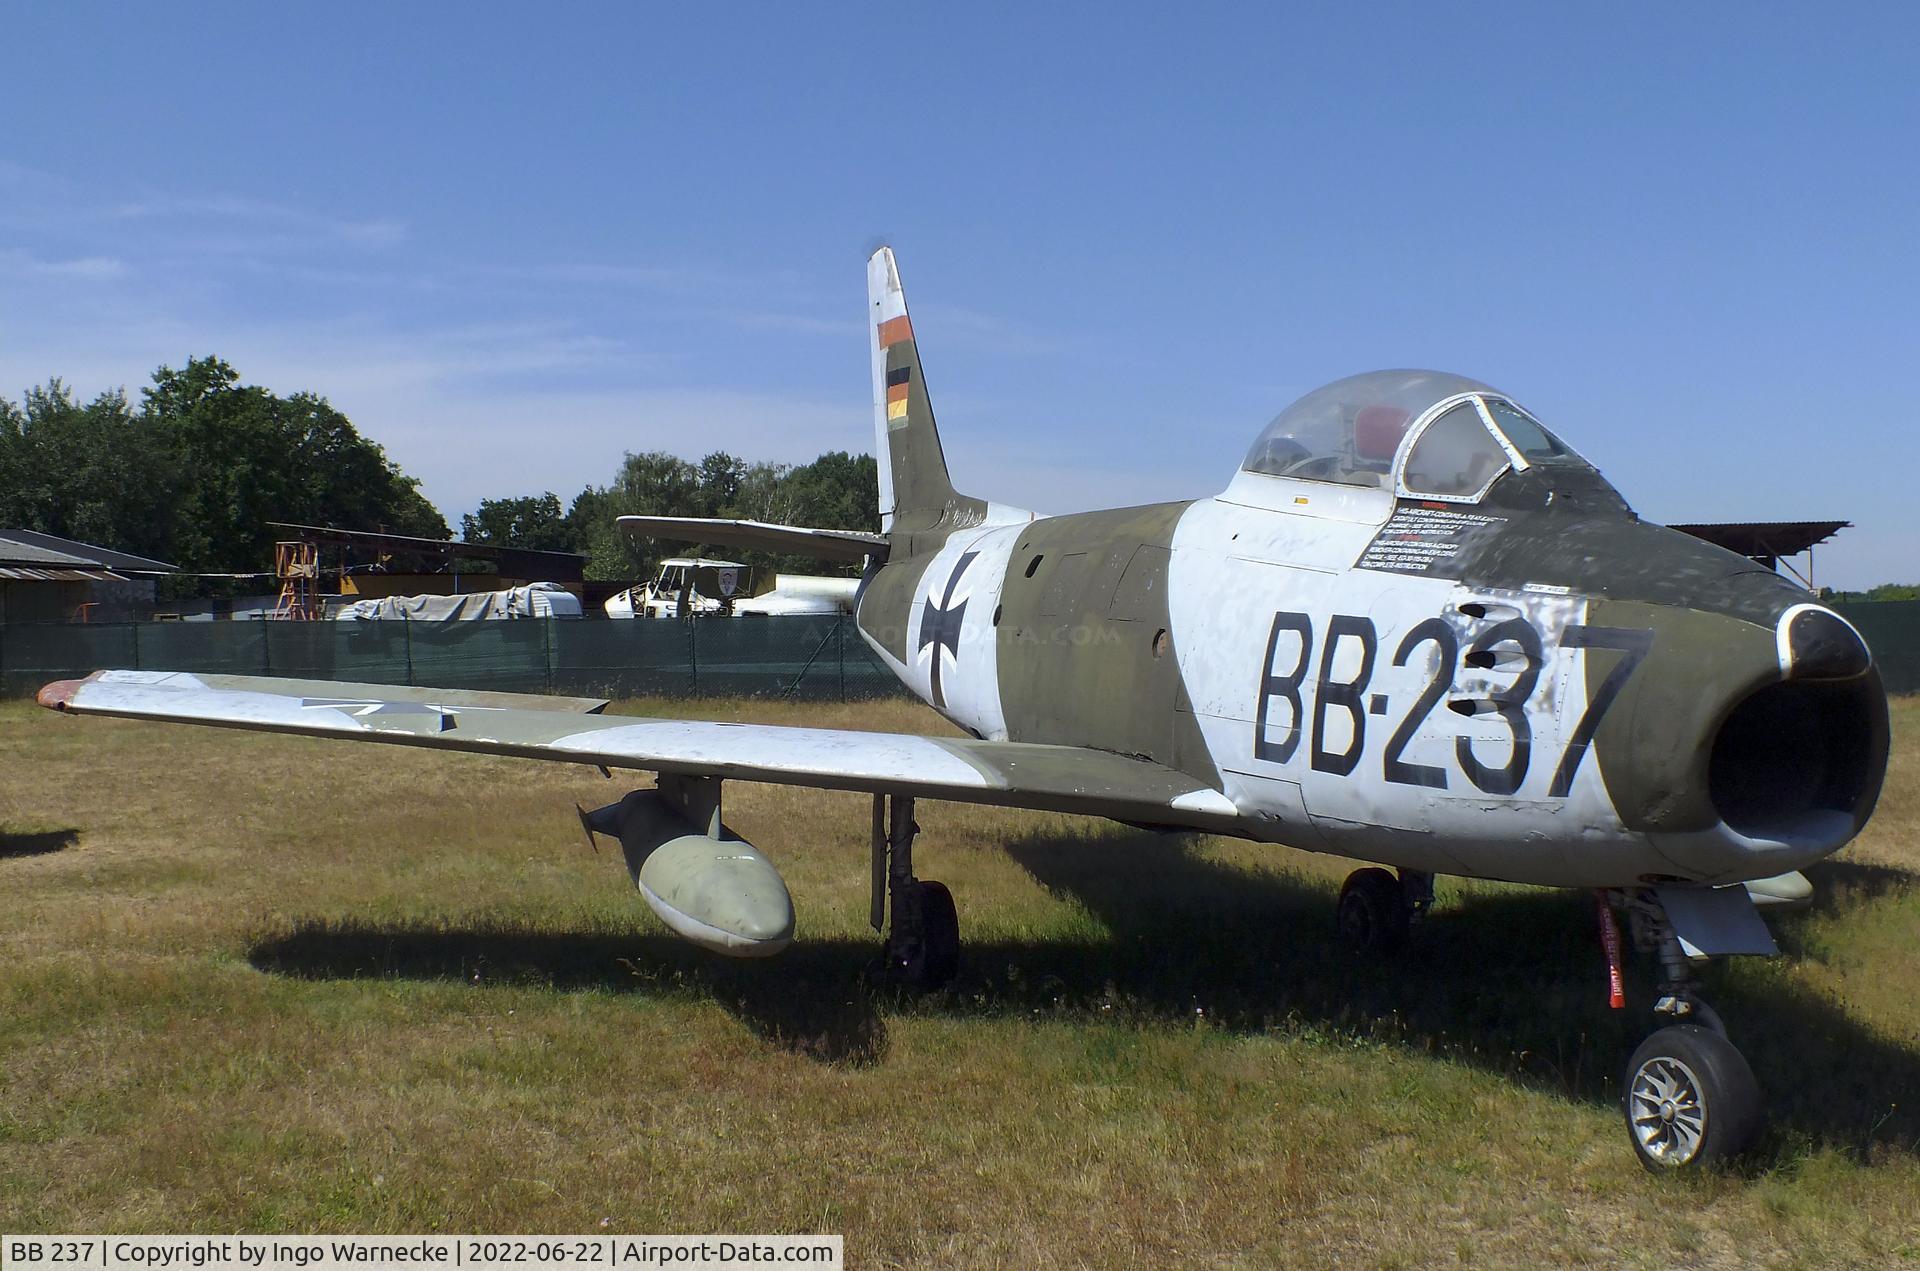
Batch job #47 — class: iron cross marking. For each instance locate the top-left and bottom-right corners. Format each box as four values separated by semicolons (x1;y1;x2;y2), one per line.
918;550;979;708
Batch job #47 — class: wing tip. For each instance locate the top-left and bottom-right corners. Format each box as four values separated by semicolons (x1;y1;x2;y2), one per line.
36;674;94;711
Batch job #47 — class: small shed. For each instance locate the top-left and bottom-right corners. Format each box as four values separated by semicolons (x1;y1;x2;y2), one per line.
0;530;177;623
1669;520;1850;589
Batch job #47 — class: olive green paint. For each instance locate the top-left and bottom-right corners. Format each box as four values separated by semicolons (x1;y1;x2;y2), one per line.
1583;598;1781;835
989;501;1220;786
857;549;939;664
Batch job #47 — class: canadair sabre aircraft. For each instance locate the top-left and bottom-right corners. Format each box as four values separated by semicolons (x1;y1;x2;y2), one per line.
39;248;1888;1171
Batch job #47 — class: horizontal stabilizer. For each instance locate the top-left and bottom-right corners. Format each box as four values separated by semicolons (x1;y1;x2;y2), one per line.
618;516;887;563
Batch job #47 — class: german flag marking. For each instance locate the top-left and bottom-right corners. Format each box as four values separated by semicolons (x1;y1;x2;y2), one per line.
877;315;914;348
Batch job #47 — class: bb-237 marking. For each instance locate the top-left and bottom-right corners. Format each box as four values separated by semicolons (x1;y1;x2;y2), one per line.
1252;610;1653;797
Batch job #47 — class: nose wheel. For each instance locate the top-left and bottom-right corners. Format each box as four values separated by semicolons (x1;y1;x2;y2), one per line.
1623;1024;1761;1170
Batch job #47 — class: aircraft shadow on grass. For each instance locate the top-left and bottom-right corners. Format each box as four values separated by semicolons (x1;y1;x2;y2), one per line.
247;828;1920;1165
0;827;79;859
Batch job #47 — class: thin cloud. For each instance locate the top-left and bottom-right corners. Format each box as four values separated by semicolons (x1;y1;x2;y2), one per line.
0;250;128;280
0;157;69;191
913;301;1080;358
107;190;406;247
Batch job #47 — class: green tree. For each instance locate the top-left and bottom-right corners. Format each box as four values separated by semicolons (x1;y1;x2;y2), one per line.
782;450;879;534
0;379;180;559
142;356;447;577
696;451;746;515
461;492;574;551
565;451;702;581
559;447;879;581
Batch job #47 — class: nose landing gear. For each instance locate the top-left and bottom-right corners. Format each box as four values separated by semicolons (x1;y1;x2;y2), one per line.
1609;889;1764;1171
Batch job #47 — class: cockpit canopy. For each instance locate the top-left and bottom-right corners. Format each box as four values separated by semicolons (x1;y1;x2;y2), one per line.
1242;369;1587;503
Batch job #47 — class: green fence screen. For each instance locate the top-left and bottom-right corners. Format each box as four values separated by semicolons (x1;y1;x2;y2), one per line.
3;601;1914;701
1832;600;1920;697
0;615;914;702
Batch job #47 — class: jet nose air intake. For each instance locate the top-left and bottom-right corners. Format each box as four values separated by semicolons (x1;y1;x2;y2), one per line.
1671;610;1886;882
1597;596;1888;884
1706;654;1887;853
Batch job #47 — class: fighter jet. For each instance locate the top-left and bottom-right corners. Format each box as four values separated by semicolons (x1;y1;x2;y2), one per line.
38;248;1888;1171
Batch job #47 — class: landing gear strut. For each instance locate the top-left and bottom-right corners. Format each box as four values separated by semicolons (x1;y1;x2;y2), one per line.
871;794;959;989
1335;867;1433;954
1610;889;1762;1171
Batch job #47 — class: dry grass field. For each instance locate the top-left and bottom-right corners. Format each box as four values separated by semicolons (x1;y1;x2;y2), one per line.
2;693;1918;1267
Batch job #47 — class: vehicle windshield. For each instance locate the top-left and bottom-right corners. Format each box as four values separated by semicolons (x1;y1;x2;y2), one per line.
1243;368;1586;502
1402;400;1509;500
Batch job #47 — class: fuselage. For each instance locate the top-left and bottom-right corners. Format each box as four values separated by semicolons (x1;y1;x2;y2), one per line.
855;469;1887;891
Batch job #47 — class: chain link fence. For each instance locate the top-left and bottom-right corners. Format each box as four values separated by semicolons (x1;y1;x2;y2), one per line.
0;614;913;701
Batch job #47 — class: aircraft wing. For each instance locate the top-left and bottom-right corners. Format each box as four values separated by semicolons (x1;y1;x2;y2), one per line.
618;516;889;563
37;671;1239;827
73;671;613;715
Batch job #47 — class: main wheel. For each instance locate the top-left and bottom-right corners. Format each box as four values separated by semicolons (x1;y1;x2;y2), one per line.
1622;1024;1762;1170
891;880;960;990
1337;867;1409;953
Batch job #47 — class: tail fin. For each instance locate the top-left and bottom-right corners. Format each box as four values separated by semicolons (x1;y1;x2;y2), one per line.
868;247;965;535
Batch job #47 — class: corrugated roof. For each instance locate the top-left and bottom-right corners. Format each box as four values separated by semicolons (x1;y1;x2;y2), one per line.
1669;520;1851;558
0;540;94;566
0;566;126;582
0;529;176;572
0;529;174;568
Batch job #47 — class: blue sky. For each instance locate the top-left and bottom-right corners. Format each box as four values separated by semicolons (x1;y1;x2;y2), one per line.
3;3;1915;586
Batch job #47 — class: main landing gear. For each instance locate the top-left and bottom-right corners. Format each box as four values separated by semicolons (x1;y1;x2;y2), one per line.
871;794;960;989
1609;889;1762;1171
1335;867;1434;954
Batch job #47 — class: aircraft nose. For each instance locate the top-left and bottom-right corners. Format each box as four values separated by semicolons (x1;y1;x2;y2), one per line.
1630;603;1888;882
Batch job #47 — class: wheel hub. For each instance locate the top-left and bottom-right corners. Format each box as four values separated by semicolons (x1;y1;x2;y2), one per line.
1629;1056;1708;1165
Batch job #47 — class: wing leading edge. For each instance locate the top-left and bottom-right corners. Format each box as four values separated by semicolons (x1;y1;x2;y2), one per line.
38;671;1239;828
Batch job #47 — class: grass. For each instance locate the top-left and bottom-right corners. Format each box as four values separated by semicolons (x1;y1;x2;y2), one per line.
2;693;1918;1267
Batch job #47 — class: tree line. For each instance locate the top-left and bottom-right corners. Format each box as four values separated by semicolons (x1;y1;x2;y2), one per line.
462;449;877;581
0;358;445;594
1823;583;1920;604
1;357;877;592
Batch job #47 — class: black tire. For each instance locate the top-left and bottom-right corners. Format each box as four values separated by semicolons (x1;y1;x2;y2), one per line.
1685;998;1729;1039
1622;1024;1762;1171
1336;867;1409;953
892;880;960;990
